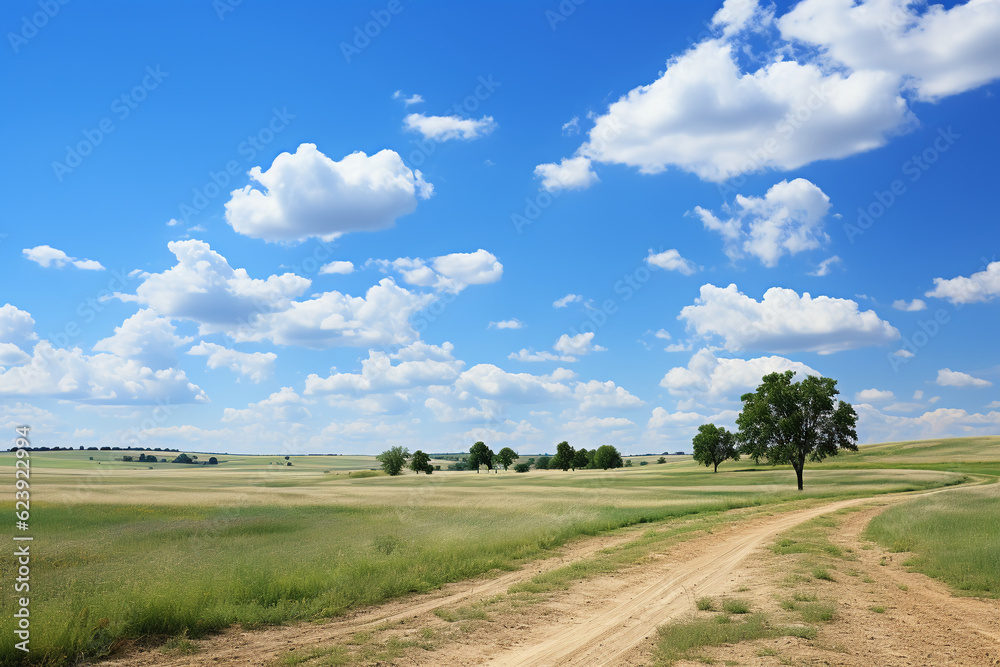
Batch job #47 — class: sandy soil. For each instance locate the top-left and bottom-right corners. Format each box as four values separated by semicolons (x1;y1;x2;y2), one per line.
95;493;1000;667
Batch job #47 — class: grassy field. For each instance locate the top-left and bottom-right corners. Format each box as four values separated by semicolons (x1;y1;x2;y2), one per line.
0;437;996;665
863;482;1000;598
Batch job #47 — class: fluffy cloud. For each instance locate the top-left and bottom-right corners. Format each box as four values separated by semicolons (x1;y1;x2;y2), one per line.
778;0;1000;101
456;364;575;403
892;298;927;311
554;39;911;182
222;387;310;423
224;144;433;242
93;309;193;369
693;179;831;266
855;388;894;402
119;240;310;333
660;348;819;399
304;341;463;395
936;368;992;388
925;261;1000;305
319;261;355;275
187;341;277;383
553;293;583;308
0;341;207;405
239;278;434;349
534;156;599;192
119;241;433;348
403;113;496;141
646;248;699;275
553;332;607;359
572;379;644;412
0;344;29;367
0;304;37;344
711;0;774;37
679;283;899;354
855;403;1000;444
489;319;524;330
23;245;105;270
378;249;503;294
538;1;1000;184
511;332;606;363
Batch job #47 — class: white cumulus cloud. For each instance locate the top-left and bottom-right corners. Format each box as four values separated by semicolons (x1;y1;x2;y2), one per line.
679;283;899;354
925;261;1000;305
646;248;700;275
187;341;277;383
404;113;496;141
660;348;819;399
319;261;355;275
936;368;992;388
694;179;831;266
93;309;194;369
23;245;105;270
534;156;599;192
224;143;433;242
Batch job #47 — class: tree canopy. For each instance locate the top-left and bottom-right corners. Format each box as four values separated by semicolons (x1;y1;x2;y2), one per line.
552;441;574;471
692;423;739;473
496;447;517;471
469;441;495;473
410;450;432;474
593;444;623;470
736;371;858;490
376;446;409;476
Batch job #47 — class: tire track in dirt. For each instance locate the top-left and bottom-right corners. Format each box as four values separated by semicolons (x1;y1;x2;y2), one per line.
484;496;876;666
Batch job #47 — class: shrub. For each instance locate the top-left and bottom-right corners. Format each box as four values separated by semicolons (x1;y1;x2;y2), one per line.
513;463;530;473
722;599;750;614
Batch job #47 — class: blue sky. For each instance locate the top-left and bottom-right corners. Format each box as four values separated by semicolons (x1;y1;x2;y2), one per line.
2;0;998;455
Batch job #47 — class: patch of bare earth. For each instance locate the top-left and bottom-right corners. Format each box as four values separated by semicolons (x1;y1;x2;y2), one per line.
672;503;1000;667
95;495;999;666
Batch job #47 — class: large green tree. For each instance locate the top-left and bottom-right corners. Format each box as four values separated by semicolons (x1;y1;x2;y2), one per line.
469;441;495;473
410;450;432;474
572;448;590;470
692;423;739;473
552;441;575;471
496;447;517;471
593;444;623;470
736;371;858;490
376;446;409;476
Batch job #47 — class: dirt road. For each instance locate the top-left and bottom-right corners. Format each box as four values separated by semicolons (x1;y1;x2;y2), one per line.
97;492;999;666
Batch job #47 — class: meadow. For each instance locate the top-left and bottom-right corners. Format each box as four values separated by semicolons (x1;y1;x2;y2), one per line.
0;437;997;665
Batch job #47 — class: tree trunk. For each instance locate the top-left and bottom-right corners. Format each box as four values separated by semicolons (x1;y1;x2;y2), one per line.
713;461;718;473
795;464;804;490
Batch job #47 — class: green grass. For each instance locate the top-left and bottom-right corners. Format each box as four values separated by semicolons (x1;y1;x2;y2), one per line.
696;597;714;611
863;483;1000;597
655;613;816;666
721;599;750;614
0;441;991;666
